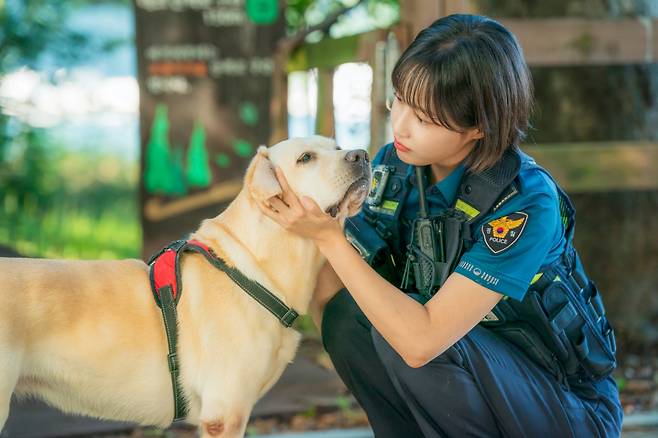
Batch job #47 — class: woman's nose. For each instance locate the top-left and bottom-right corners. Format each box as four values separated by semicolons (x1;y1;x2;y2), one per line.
391;106;411;139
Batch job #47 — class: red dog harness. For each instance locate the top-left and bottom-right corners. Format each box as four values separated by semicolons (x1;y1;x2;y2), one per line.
149;239;211;307
148;239;300;422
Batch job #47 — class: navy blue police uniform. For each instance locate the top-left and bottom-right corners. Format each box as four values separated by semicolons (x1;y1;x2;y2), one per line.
321;142;623;437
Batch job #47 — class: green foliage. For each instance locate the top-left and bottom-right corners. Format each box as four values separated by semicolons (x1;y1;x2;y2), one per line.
615;375;626;391
1;1;83;72
0;135;140;259
293;314;320;338
0;0;128;73
285;0;399;35
0;0;138;260
285;0;317;32
302;405;318;418
0;126;59;214
334;394;352;412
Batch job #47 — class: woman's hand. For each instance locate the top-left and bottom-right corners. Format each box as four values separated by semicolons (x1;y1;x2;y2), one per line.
256;167;343;246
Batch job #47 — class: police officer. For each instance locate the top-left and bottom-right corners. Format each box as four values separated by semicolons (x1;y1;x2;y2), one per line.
258;14;623;438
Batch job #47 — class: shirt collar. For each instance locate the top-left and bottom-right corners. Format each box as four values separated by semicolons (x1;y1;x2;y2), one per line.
407;163;466;205
436;163;466;204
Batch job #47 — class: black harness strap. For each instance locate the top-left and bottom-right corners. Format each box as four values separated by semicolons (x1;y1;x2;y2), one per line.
148;239;300;423
157;284;187;421
183;243;300;327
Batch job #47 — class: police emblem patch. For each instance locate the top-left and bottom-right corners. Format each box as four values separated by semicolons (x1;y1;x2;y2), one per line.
481;212;528;254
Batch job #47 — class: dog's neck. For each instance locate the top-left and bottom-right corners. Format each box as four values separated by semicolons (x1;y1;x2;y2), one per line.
190;190;326;314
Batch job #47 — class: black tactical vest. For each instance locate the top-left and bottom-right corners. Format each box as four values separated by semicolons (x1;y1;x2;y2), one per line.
345;144;617;385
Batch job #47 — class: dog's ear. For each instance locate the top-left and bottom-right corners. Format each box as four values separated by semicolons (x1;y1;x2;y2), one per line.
245;146;282;201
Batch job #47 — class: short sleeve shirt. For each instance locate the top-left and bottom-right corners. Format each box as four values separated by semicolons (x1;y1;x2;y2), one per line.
356;143;568;301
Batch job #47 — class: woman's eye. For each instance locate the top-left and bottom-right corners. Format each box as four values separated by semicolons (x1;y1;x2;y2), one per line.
297;153;313;163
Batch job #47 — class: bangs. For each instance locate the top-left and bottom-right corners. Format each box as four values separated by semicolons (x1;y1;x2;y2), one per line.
392;61;471;133
388;14;534;172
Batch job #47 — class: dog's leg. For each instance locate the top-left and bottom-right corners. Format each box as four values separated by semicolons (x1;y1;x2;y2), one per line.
0;348;21;431
198;396;250;438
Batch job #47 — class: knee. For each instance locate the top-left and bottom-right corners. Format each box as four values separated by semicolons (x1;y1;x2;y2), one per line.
371;329;401;365
371;329;466;377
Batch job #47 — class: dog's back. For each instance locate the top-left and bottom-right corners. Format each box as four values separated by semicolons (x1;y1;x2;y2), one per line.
0;257;175;427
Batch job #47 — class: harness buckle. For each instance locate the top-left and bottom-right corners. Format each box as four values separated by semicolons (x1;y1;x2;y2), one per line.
280;309;299;327
168;353;179;373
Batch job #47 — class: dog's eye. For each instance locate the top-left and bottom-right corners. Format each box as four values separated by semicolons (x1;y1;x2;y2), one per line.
297;152;313;164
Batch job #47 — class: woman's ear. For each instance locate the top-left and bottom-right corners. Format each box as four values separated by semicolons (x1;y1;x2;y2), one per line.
472;128;485;140
245;146;282;202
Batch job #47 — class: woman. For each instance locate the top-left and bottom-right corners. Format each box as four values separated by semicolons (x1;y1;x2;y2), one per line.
258;14;622;438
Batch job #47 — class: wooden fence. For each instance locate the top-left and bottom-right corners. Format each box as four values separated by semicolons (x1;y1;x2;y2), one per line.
270;0;658;192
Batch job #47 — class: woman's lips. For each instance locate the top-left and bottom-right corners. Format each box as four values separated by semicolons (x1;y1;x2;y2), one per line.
394;139;411;152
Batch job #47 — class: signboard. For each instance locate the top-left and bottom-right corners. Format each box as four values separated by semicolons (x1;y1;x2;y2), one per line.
134;0;284;257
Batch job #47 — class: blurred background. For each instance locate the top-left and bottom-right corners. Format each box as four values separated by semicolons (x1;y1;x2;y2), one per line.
1;0;658;436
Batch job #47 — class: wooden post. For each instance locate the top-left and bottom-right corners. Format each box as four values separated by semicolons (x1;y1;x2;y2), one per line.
370;40;387;154
441;0;478;16
370;32;400;156
400;0;441;46
269;46;289;145
315;68;335;137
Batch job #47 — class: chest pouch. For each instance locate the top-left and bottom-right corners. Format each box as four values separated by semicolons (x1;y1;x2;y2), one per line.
399;166;478;299
480;198;617;384
401;208;470;299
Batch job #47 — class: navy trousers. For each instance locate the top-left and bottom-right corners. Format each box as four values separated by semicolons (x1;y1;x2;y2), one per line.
321;289;623;438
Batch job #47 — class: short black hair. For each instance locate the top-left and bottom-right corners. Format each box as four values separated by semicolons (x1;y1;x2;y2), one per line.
392;14;534;172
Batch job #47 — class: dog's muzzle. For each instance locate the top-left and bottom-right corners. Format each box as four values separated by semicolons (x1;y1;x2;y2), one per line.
325;149;371;217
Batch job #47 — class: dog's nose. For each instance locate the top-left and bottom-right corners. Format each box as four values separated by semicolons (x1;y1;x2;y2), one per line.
345;149;369;163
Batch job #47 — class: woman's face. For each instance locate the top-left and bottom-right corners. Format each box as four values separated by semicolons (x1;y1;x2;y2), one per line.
389;93;483;169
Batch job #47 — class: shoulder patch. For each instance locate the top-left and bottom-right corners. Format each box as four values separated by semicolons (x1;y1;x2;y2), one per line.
481;212;528;254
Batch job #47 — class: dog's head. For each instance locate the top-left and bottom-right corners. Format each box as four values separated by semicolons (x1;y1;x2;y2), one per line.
245;136;371;219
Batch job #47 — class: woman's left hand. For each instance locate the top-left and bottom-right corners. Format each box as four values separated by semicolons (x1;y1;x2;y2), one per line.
256;167;343;246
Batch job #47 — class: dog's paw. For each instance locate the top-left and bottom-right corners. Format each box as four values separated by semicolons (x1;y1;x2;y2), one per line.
203;420;225;436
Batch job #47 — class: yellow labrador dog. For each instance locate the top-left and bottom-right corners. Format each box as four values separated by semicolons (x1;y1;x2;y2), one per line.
0;136;370;437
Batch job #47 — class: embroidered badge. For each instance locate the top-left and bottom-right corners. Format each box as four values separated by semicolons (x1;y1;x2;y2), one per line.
481;212;528;254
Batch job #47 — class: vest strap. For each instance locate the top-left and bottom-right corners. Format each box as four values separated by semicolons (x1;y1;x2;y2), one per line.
454;147;522;225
